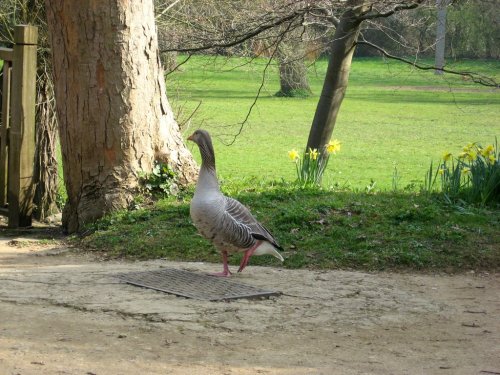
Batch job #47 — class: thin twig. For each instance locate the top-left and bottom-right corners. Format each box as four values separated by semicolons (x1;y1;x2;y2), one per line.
165;53;193;77
178;100;202;129
220;19;297;146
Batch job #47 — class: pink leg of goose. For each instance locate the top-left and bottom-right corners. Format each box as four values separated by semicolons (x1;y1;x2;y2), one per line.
238;241;261;273
211;251;232;277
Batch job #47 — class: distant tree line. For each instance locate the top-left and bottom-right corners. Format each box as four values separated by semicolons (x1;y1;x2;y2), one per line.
357;0;499;59
157;0;499;62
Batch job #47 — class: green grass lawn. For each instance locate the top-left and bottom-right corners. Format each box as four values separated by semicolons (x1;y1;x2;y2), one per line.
78;56;499;272
168;56;499;190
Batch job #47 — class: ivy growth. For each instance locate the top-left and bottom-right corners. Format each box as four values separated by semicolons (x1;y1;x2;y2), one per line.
139;161;178;197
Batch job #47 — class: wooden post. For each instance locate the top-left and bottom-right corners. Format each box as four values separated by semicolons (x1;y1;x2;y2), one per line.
0;63;12;208
8;25;38;227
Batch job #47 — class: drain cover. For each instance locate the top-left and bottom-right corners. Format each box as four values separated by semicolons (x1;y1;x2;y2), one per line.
118;267;281;301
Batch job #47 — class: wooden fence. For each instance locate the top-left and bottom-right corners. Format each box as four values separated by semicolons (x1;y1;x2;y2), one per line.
0;25;38;227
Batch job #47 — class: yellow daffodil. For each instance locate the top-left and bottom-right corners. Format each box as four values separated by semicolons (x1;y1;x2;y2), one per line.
466;150;477;162
462;143;474;152
308;148;319;161
326;139;341;154
462;167;471;175
442;151;452;162
480;144;495;157
288;149;300;161
438;168;446;175
488;154;496;164
458;151;467;160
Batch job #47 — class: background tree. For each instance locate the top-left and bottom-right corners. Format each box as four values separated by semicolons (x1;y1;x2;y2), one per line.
306;0;373;152
434;0;448;74
275;33;312;97
45;0;197;233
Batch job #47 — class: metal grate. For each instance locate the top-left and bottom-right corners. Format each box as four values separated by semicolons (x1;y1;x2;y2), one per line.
118;267;281;301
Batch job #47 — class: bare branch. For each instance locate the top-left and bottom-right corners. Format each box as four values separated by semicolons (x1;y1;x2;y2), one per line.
161;6;310;53
359;1;425;21
307;6;340;27
356;40;499;88
178;100;202;129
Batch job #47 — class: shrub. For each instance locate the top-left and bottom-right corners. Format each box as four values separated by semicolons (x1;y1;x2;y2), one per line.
425;140;499;205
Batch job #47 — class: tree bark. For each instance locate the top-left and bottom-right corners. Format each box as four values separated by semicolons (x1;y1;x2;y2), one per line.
276;42;311;97
45;0;197;233
306;0;369;152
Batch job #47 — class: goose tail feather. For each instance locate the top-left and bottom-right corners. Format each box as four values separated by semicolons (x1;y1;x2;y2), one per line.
253;241;285;262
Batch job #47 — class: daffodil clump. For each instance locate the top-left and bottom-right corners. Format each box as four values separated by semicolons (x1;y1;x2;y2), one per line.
288;139;341;187
426;141;499;205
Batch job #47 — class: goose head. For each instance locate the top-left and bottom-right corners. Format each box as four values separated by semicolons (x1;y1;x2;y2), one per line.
188;129;216;170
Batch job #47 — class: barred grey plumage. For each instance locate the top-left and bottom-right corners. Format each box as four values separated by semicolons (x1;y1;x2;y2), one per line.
188;129;284;277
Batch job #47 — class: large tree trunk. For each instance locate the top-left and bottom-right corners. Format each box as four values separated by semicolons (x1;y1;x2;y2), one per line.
306;1;369;152
45;0;197;233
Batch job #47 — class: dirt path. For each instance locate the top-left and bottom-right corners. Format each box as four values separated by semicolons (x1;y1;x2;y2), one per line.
0;237;498;375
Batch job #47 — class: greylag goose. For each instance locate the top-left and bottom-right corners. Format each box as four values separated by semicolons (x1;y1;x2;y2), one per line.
188;129;284;277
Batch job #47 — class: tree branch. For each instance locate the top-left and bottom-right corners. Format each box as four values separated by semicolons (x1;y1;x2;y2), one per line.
356;40;499;88
161;7;310;53
358;1;425;21
307;7;340;27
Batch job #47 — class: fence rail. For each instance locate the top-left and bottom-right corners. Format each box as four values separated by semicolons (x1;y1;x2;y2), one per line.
0;25;38;227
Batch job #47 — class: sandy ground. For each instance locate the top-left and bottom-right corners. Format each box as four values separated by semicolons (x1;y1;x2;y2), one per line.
0;237;499;375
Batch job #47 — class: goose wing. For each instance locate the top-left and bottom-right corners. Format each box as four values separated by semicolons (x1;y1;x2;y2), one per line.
223;196;282;250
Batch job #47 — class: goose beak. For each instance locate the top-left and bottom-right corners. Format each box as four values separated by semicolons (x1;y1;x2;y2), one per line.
187;133;195;142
